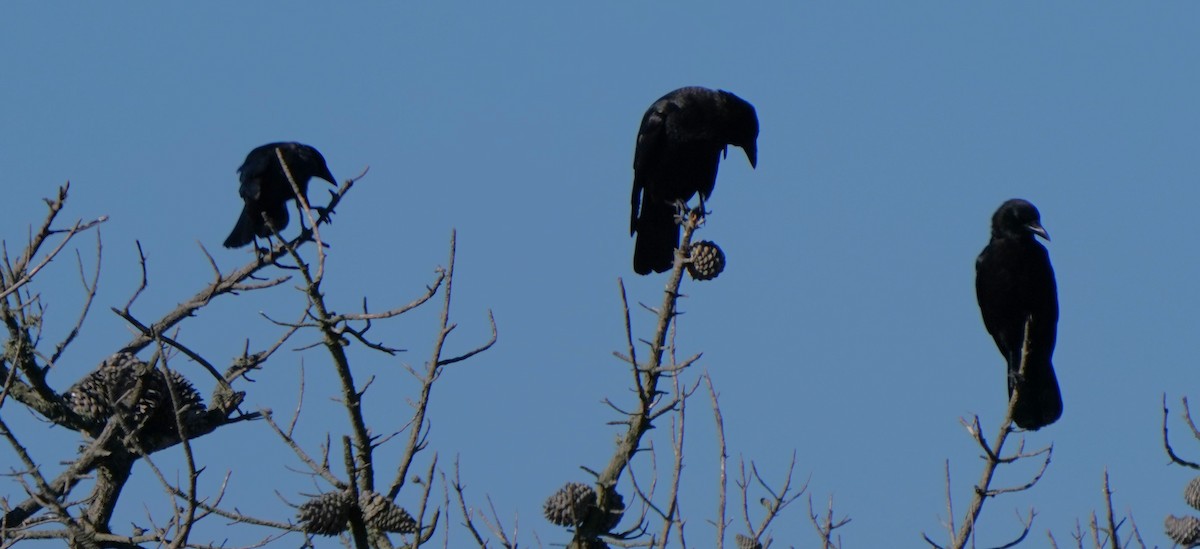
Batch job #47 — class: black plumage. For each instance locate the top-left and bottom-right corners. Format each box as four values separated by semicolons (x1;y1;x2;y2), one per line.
630;87;759;275
975;199;1062;430
223;142;336;249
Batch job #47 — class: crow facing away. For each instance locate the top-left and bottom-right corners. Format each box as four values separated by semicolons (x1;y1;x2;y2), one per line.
223;142;337;249
630;87;759;275
975;199;1062;430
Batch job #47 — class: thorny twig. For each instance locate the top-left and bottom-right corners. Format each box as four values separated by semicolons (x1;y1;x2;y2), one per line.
585;211;700;546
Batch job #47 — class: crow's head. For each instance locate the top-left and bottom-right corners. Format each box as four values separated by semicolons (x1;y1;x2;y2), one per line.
718;90;759;169
284;143;336;186
992;199;1049;241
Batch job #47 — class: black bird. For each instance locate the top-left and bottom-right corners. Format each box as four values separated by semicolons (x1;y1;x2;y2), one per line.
223;142;337;249
975;199;1062;430
630;87;759;274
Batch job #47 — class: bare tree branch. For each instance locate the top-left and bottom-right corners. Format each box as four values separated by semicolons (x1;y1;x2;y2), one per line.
935;318;1052;549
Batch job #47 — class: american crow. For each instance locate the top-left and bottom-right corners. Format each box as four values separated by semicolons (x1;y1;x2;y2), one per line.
630;87;759;275
975;199;1062;430
223;142;337;249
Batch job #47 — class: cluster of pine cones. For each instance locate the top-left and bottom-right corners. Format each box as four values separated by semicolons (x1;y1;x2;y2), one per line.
64;352;206;439
541;481;762;548
1166;476;1200;545
297;489;417;536
542;482;625;548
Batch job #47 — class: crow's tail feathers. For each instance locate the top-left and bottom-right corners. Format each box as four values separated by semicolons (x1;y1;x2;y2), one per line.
632;200;680;275
1008;356;1063;430
223;207;257;249
224;203;292;249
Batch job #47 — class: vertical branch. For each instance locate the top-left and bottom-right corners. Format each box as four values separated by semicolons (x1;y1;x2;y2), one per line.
411;454;440;549
597;212;698;490
49;234;102;366
807;494;848;549
342;437;370;549
658;371;687;547
388;230;457;500
272;171;376;496
156;347;199;549
943;460;955;542
450;457;488;548
950;317;1042;549
704;373;728;549
1101;470;1119;549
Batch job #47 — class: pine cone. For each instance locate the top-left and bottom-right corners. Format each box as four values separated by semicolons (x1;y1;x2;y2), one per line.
735;533;763;549
1186;476;1200;511
544;482;595;527
151;369;206;430
687;240;725;281
298;490;353;536
65;373;115;424
1166;515;1200;546
360;491;417;534
543;483;624;533
65;353;205;435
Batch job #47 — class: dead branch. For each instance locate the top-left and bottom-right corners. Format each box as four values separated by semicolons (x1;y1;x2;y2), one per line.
1163;394;1200;469
450;458;490;547
807;494;850;549
387;231;496;501
578;210;702;547
117;169;361;357
932;318;1053;549
703;373;729;549
48;235;102;366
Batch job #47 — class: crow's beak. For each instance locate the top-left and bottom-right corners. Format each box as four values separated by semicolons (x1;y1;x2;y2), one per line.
1028;222;1050;241
744;143;757;169
323;170;338;185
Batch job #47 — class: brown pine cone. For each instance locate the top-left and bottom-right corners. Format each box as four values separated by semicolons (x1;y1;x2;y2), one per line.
687;240;726;281
543;482;623;533
544;482;595;527
1166;514;1200;546
65;352;205;434
1186;476;1200;511
297;490;353;536
360;491;417;534
735;533;763;549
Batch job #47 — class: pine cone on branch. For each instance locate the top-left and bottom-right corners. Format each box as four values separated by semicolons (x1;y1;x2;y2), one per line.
297;490;354;536
543;482;624;533
687;240;726;281
65;352;205;436
360;491;417;534
1166;514;1200;546
735;533;763;549
1185;476;1200;511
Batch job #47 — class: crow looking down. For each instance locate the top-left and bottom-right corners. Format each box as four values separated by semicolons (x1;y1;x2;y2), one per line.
975;199;1062;430
223;142;337;249
630;87;759;275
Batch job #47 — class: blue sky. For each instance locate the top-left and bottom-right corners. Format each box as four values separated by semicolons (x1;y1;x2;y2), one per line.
3;3;1200;547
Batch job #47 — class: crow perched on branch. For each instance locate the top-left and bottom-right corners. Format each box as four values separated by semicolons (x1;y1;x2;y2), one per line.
223;142;337;249
630;87;759;275
975;199;1062;430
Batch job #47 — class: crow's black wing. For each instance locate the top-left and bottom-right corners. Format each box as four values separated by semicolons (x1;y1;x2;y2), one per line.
632;99;672;235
